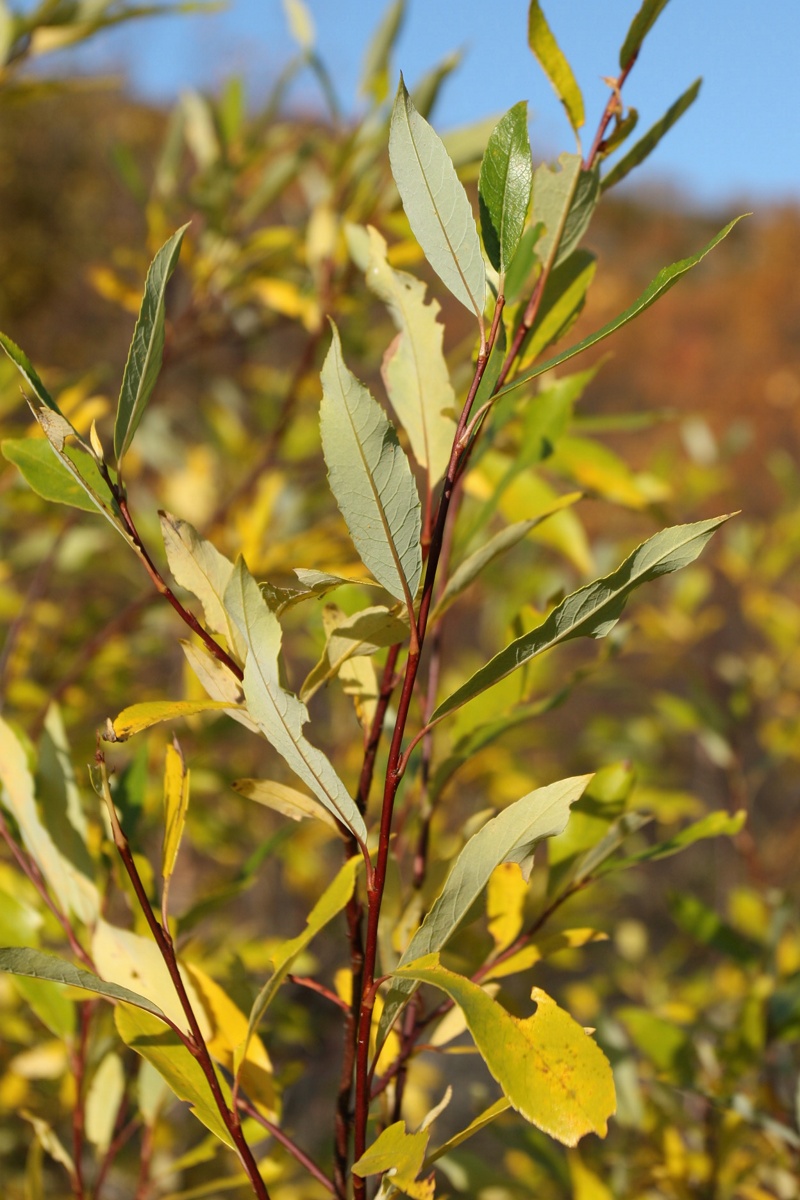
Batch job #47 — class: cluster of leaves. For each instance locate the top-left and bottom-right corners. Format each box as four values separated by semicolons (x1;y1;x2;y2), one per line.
1;1;796;1198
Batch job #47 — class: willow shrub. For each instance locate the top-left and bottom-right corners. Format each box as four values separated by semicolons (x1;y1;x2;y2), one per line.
0;2;747;1197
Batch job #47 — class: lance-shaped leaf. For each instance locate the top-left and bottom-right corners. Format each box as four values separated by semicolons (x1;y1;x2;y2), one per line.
597;808;746;876
520;249;597;367
107;699;236;742
0;330;62;414
532;153;599;270
379;776;590;1043
528;1;584;133
361;0;405;105
301;604;409;702
160;512;246;662
0;947;168;1021
162;740;190;889
602;78;701;192
479;101;533;275
232;778;340;830
113;224;188;468
85;1053;126;1154
425;1097;510;1167
389;77;486;320
394;955;614;1146
349;223;456;485
433;515;731;723
494;217;746;401
224;558;368;845
241;856;359;1070
320;323;422;604
619;0;671;67
2;439;105;513
180;642;260;734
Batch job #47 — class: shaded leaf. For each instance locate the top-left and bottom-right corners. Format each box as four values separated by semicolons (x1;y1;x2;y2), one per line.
85;1053;125;1153
394;955;614;1145
389;77;486;320
602;78;701;192
479;101;533;274
425;1097;510;1167
0;947;167;1020
2;438;105;513
619;0;671;67
532;153;599;270
180;642;259;734
113;224;189;467
12;975;75;1039
232;778;339;830
433;516;730;722
528;1;584;132
320;323;422;604
162;740;190;886
108;700;236;742
0;330;62;414
160;513;246;661
520;249;597;367
361;0;405;105
224;559;368;844
496;217;745;402
301;604;408;702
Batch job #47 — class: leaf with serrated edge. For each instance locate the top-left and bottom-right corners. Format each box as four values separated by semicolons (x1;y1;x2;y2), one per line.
479;101;533;275
109;700;236;742
379;776;590;1046
352;224;456;485
619;0;671;67
232;778;339;830
0;947;167;1020
394;955;615;1146
224;558;368;844
160;513;246;661
389;77;485;320
433;516;730;722
528;1;584;132
497;218;746;402
602;79;701;192
320;323;422;604
114;224;188;467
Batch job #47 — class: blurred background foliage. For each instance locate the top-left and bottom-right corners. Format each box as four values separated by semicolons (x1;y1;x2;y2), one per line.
0;3;799;1196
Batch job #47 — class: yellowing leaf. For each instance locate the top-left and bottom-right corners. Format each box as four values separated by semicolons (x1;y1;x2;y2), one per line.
108;700;237;742
483;928;608;982
232;778;339;830
528;1;585;132
352;1120;433;1200
252;278;320;330
393;954;615;1146
85;1053;125;1153
162;740;190;885
92;920;204;1036
569;1150;615;1200
487;862;529;951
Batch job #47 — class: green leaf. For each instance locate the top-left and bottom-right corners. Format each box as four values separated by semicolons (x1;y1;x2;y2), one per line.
669;893;761;964
598;808;746;875
160;512;246;662
520;249;597;367
107;700;236;742
380;776;590;1044
532;153;599;271
320;323;422;604
162;740;190;886
527;1;584;132
115;1004;234;1147
424;1097;510;1167
0;717;99;925
224;558;368;845
301;604;408;702
0;947;168;1020
348;224;456;486
389;77;486;321
432;515;731;722
619;0;671;67
0;330;62;414
394;955;614;1145
113;224;189;467
242;856;359;1065
478;101;533;275
2;438;104;513
361;0;405;105
12;975;75;1039
410;50;462;120
495;217;746;401
602;79;701;192
353;1120;432;1199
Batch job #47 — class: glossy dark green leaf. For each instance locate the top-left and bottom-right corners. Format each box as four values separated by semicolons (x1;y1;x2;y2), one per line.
528;1;584;132
2;439;105;513
390;77;486;320
479;101;533;275
432;515;731;722
360;0;405;105
602;79;701;192
495;217;745;402
619;0;671;68
113;224;189;467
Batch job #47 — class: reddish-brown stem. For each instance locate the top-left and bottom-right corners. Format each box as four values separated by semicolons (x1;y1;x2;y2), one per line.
238;1097;336;1195
134;1121;155;1200
584;53;639;169
288;974;349;1012
93;1102;137;1199
69;998;91;1199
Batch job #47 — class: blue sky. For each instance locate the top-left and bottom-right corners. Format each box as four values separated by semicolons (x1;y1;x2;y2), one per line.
67;0;799;209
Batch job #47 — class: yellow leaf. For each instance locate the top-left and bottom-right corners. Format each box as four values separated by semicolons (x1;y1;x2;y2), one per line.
569;1150;615;1200
252;278;320;330
352;1120;433;1200
162;740;190;884
486;862;529;951
232;778;339;830
108;700;237;741
483;928;608;982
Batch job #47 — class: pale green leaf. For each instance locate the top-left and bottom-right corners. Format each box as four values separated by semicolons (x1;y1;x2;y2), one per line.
393;955;615;1145
320;322;422;604
433;516;731;722
232;778;339;830
528;1;584;132
361;0;405;105
389;77;486;320
242;857;359;1066
160;512;246;661
92;919;202;1034
224;558;368;844
22;1110;74;1177
424;1097;510;1166
350;224;456;485
619;0;671;67
12;975;75;1039
282;0;314;49
85;1053;125;1153
0;717;99;925
2;438;105;513
494;217;746;398
114;224;189;467
115;1004;234;1147
162;740;190;885
108;699;236;742
479;101;533;274
0;947;167;1020
602;79;701;192
532;153;599;270
598;808;746;875
301;603;409;702
180;642;260;734
353;1120;433;1199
